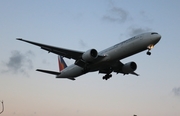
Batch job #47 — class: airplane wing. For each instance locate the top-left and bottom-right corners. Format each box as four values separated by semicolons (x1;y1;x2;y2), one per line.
113;61;139;76
99;61;139;76
16;38;84;60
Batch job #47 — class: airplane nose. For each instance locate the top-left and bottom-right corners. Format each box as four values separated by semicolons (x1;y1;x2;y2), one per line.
153;34;161;42
150;32;161;44
157;34;161;40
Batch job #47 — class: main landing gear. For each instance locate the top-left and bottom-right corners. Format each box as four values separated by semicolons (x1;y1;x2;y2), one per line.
102;74;112;80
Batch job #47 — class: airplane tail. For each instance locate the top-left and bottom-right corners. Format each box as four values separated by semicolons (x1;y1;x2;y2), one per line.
36;56;67;74
36;56;75;80
58;55;67;71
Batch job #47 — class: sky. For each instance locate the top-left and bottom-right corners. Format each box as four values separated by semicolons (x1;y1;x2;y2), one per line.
0;0;180;116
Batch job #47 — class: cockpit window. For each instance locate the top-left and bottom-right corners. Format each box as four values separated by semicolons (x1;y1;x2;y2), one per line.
151;32;158;35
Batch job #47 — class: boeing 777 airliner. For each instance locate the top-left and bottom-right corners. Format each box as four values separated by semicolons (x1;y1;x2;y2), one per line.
17;32;161;80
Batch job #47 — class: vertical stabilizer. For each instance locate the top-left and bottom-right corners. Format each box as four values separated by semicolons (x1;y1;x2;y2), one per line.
58;56;67;71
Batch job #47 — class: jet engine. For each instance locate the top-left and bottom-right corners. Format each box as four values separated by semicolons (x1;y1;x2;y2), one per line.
82;49;98;62
122;62;137;74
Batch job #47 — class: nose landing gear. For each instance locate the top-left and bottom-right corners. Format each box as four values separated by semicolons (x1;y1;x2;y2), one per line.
147;44;154;56
147;50;151;55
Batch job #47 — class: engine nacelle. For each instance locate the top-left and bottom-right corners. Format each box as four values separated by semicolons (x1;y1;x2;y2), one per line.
122;62;137;74
82;49;98;62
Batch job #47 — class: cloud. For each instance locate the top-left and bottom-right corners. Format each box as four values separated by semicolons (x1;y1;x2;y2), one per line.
172;87;180;96
128;26;151;36
1;50;34;75
102;2;130;23
79;39;88;49
139;11;153;23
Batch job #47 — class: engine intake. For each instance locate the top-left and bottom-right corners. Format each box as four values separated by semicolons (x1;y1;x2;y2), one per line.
82;49;98;62
122;62;137;74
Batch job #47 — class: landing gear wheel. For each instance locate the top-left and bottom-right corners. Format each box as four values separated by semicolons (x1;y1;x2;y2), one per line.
147;51;151;55
102;74;112;80
102;76;106;80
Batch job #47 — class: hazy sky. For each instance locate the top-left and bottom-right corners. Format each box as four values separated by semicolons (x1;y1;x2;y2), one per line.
0;0;180;116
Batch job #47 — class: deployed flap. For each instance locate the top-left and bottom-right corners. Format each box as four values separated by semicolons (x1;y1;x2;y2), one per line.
16;38;84;60
130;72;139;76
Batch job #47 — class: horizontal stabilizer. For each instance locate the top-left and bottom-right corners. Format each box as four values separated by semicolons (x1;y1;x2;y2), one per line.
36;69;60;75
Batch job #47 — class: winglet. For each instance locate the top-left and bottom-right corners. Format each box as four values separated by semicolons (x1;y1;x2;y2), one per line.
58;56;67;71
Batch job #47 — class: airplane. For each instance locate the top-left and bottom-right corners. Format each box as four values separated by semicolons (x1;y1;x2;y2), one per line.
17;32;161;80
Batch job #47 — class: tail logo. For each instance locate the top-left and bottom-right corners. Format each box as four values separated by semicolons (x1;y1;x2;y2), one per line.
58;56;67;71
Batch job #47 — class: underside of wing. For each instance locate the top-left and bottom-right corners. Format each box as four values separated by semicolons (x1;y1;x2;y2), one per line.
17;38;106;67
17;38;84;60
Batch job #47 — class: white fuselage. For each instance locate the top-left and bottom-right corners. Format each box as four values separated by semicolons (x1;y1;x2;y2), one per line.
56;32;161;79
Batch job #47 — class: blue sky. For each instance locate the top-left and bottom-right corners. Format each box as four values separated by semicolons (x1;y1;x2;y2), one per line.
0;0;180;116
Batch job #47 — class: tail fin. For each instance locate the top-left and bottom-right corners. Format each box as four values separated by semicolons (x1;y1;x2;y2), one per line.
58;56;67;71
